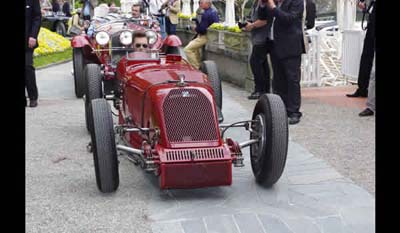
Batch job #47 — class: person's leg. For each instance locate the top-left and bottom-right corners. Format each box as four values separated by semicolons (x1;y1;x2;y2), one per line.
264;53;271;93
249;44;268;94
25;50;38;105
282;55;302;118
165;17;171;35
184;35;208;69
271;50;288;107
170;23;177;35
158;16;167;39
357;27;375;93
366;56;376;112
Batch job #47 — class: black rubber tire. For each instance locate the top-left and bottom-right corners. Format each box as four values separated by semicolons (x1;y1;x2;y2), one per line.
84;64;103;133
200;60;222;110
55;21;66;37
90;99;119;193
250;94;288;187
166;46;188;61
73;48;85;98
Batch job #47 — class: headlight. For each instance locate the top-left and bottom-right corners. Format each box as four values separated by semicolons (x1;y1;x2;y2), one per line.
95;31;110;46
119;31;133;46
146;30;157;45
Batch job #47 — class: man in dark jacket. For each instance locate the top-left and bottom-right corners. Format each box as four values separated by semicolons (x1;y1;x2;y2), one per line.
265;0;305;124
25;0;42;107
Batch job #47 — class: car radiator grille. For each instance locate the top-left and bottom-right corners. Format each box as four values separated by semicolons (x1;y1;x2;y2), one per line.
165;148;224;161
163;89;218;143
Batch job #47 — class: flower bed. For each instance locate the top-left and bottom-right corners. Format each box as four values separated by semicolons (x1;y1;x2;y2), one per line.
33;27;71;57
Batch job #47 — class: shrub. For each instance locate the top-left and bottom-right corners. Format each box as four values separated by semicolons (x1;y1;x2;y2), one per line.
33;28;71;57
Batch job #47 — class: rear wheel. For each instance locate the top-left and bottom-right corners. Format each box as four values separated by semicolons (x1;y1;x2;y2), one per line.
200;60;223;122
90;99;119;193
84;64;103;133
166;46;188;61
250;94;288;187
200;60;222;109
73;48;85;98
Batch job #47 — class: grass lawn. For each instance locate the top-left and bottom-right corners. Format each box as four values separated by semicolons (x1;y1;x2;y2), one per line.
33;48;72;69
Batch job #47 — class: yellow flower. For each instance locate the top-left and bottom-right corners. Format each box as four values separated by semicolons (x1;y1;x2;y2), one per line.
34;28;71;57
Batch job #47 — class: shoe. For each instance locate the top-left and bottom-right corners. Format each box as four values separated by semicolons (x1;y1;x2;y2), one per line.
288;116;300;125
359;108;374;117
29;99;38;108
346;89;368;98
248;92;264;100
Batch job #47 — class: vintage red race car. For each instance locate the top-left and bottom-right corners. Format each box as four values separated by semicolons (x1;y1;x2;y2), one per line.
86;47;289;192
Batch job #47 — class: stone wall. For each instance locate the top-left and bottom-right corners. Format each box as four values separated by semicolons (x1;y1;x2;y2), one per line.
176;21;255;92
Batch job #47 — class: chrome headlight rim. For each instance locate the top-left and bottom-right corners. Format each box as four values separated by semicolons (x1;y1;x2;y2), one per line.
145;30;157;45
95;31;110;46
119;30;133;46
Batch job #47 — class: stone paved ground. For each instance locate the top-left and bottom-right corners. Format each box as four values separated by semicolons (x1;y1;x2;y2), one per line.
291;86;375;195
26;62;375;233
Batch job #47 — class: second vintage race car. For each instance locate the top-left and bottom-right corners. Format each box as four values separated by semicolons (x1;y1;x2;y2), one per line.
71;14;171;133
86;40;289;192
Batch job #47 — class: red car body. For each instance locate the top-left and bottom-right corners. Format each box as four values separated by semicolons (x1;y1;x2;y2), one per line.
115;54;233;189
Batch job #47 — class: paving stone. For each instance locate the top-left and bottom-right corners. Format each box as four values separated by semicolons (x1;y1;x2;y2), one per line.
286;188;338;218
315;216;352;233
151;221;184;233
340;206;375;233
181;219;207;233
288;171;343;185
257;214;293;233
284;218;321;233
233;213;266;233
204;215;240;233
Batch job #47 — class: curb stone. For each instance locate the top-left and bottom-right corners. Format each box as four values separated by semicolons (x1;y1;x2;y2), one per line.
36;59;72;70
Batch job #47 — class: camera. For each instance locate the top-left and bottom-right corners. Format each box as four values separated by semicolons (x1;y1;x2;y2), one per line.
237;21;248;29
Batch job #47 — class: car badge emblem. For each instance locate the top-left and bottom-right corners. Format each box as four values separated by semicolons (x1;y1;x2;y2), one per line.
182;91;190;97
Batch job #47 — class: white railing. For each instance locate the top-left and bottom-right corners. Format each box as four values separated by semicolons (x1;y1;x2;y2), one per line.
301;27;364;87
341;29;365;83
301;31;320;87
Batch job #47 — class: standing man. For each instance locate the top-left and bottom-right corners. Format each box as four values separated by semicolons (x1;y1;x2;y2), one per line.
25;0;42;107
161;0;180;35
149;0;167;38
82;0;98;20
265;0;305;125
184;0;219;69
346;0;375;98
242;0;273;100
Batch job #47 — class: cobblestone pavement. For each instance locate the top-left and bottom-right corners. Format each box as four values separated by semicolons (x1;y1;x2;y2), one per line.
26;62;375;233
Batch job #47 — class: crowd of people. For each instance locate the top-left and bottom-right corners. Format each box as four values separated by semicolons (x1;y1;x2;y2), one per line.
26;0;376;123
39;0;72;16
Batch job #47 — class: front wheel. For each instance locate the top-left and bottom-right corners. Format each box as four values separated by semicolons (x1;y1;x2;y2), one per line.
250;94;288;187
73;48;85;98
84;64;103;133
55;21;66;37
90;99;119;193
